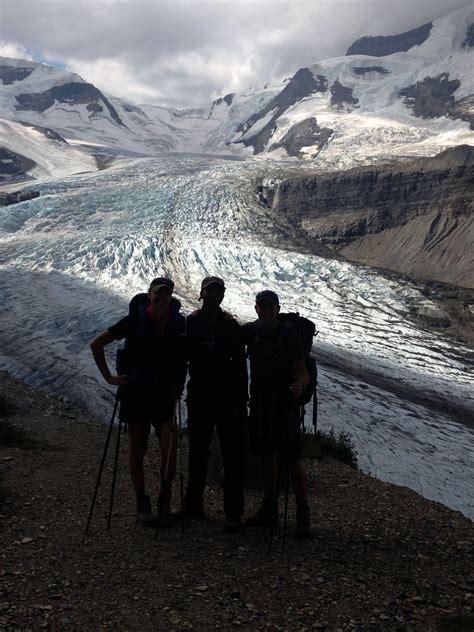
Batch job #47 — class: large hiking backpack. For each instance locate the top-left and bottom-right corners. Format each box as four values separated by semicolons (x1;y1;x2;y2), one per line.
278;312;318;427
115;293;182;375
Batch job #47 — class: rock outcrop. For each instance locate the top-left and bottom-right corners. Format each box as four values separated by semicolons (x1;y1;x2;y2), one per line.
330;80;359;109
352;66;390;76
462;23;474;48
269;117;334;158
0;190;40;205
346;22;432;56
399;73;474;129
236;68;328;154
258;145;474;288
0;147;36;181
15;82;126;127
0;64;34;85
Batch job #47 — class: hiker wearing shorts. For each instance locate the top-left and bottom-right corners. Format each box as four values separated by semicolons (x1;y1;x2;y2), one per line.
90;277;186;526
182;276;248;533
242;290;312;539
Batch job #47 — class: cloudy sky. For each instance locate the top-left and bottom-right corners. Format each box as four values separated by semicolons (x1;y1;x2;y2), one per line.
0;0;470;108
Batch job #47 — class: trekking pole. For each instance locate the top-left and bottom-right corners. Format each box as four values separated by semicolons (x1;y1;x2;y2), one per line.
267;432;285;555
155;400;178;539
86;390;120;534
177;398;184;534
107;413;123;530
281;412;294;553
267;451;279;555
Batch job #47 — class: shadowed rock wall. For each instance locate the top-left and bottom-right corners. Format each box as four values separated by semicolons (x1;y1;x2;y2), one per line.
259;146;474;288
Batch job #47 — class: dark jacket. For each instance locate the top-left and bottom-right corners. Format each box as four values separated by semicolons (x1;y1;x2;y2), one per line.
186;308;248;410
109;297;186;388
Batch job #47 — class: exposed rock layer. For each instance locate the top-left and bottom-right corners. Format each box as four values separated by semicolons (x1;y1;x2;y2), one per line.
346;22;432;56
0;147;36;181
270;117;334;158
237;68;328;154
353;66;390;76
399;73;474;129
15;82;125;127
0;189;40;205
0;64;33;84
258;145;474;288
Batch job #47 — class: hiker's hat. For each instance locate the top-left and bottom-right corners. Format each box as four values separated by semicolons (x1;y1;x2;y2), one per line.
255;289;279;305
149;277;174;293
201;276;225;291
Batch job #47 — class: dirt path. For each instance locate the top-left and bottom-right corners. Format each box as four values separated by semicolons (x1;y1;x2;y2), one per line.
1;371;473;631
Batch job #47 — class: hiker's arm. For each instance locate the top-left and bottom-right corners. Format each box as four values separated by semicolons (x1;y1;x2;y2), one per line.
90;331;127;387
289;357;309;398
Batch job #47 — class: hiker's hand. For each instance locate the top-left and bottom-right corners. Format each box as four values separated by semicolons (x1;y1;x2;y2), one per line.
107;374;127;388
171;383;183;399
289;382;303;398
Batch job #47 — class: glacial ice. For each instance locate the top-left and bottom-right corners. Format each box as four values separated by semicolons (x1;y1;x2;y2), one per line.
0;154;472;519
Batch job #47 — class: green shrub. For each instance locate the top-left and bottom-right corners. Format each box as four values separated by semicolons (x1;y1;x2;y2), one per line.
303;428;358;469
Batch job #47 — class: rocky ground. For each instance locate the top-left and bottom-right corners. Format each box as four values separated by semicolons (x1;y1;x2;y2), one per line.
1;371;473;632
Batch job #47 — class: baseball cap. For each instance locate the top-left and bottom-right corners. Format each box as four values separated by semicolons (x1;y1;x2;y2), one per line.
149;277;174;293
255;289;279;305
201;276;225;291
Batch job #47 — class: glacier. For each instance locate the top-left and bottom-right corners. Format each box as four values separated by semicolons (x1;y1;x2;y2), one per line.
0;154;473;519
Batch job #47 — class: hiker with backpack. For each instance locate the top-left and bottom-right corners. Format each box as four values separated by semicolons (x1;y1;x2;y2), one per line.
90;277;186;527
180;276;248;533
243;290;313;539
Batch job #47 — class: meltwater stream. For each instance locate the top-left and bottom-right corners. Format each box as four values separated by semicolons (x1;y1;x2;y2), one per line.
0;155;472;518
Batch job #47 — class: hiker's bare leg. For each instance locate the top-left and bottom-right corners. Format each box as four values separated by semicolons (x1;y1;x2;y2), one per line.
260;452;278;499
291;459;309;504
128;425;148;497
158;420;177;494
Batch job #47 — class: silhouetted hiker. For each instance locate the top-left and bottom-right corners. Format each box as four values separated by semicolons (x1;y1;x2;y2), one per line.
90;277;186;526
242;290;312;539
180;276;248;533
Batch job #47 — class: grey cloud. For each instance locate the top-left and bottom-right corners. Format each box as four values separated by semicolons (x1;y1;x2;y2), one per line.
0;0;470;107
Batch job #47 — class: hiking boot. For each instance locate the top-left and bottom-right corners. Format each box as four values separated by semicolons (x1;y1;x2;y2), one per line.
156;493;172;528
295;502;312;539
223;515;243;534
245;498;278;528
136;494;157;527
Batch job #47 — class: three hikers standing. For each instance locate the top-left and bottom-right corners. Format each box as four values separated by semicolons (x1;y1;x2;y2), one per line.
90;279;312;538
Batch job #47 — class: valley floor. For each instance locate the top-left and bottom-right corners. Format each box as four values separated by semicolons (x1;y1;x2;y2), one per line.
1;371;473;631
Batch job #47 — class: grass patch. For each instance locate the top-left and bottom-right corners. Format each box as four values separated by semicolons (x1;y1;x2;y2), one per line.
438;615;474;632
304;428;358;469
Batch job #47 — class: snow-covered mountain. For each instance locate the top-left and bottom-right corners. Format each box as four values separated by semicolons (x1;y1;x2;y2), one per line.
0;2;473;180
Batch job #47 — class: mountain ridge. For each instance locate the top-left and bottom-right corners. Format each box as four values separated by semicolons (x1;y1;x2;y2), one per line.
0;3;472;181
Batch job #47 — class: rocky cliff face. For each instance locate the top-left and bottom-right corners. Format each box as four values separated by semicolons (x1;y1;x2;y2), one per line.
0;146;36;181
15;82;125;127
258;145;474;289
346;22;432;56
